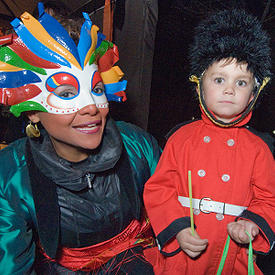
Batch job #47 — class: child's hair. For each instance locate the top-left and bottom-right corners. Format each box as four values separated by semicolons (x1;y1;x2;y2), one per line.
188;9;271;127
189;9;271;84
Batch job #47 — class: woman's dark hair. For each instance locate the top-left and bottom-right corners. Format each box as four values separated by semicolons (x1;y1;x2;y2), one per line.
33;1;84;44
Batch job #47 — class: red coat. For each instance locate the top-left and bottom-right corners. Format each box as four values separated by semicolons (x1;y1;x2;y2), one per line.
144;111;275;275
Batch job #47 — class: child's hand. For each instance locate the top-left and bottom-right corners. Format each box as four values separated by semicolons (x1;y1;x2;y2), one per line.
227;220;259;244
176;228;208;258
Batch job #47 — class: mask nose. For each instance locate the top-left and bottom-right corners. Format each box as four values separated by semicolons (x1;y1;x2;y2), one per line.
76;86;97;109
78;104;99;116
76;83;108;111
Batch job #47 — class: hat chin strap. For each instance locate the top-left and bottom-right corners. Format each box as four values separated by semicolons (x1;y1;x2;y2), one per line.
189;75;270;128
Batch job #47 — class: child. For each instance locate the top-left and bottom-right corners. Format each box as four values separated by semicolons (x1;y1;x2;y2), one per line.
144;9;275;274
0;3;161;274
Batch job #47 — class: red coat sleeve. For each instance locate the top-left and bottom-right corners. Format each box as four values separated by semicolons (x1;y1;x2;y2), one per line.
144;137;191;254
239;143;275;253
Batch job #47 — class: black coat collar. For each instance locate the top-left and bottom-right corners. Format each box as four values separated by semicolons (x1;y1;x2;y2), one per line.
26;140;141;258
26;139;59;258
28;118;123;191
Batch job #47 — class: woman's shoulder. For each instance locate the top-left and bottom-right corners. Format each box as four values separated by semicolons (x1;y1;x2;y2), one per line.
115;120;161;159
116;120;147;134
0;137;27;153
115;121;161;177
0;137;27;173
115;121;157;143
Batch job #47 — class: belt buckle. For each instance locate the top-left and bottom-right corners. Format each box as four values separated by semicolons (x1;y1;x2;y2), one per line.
199;197;212;214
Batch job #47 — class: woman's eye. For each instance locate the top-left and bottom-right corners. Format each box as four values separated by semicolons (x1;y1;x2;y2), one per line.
59;91;76;98
93;88;104;94
214;77;224;84
54;85;78;98
93;82;105;94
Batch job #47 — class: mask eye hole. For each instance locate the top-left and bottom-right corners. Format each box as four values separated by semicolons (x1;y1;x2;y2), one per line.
91;71;105;96
46;72;79;99
54;84;78;99
93;81;105;95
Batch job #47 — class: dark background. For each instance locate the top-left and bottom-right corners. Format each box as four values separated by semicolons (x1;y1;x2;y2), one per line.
0;0;274;273
148;0;275;145
0;0;274;146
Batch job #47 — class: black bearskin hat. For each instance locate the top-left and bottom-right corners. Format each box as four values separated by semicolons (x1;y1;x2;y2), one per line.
189;9;271;83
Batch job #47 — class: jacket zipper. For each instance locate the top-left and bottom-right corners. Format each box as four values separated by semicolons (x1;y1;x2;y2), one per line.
86;173;93;189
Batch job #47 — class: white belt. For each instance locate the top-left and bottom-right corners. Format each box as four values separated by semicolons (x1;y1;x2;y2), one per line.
178;196;247;217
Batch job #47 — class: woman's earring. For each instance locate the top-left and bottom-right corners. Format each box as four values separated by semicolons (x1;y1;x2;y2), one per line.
26;122;40;138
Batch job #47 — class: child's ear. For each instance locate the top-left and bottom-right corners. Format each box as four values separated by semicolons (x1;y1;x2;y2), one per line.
195;86;200;95
26;111;40;123
248;93;255;104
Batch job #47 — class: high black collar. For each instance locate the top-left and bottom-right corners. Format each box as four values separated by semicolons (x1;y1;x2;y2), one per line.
28;117;122;191
26;139;60;258
26;126;141;258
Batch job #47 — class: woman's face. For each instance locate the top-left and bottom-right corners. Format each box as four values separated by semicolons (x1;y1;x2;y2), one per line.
28;81;109;162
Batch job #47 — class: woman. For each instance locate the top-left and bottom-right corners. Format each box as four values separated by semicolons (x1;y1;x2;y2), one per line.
0;3;161;274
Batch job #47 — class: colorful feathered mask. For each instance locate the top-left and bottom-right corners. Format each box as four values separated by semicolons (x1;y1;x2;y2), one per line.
0;2;127;117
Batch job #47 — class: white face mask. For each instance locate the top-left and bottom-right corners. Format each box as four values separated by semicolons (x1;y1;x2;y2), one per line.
0;5;127;117
32;63;108;114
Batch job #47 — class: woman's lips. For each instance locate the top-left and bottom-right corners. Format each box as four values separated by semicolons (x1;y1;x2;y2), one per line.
73;120;102;134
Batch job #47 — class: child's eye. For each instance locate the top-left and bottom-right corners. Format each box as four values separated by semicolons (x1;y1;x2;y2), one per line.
214;77;224;84
237;80;247;87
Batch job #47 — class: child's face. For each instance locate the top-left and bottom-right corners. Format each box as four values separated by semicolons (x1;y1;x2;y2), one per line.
201;59;255;123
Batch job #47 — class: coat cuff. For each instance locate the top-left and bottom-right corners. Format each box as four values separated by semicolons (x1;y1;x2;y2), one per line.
156;217;194;257
238;210;275;254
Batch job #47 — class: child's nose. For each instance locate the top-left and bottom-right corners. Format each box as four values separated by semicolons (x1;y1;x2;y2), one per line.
224;85;235;95
78;104;99;115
